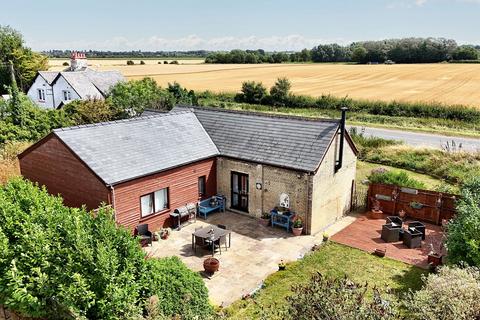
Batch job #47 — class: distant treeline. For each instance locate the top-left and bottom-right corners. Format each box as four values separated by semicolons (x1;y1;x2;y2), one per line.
44;50;210;59
205;38;480;64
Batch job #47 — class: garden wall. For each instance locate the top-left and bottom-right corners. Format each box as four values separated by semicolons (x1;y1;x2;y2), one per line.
367;183;458;224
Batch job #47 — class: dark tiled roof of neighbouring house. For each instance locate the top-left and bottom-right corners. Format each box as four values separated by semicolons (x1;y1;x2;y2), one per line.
171;106;341;172
53;111;219;185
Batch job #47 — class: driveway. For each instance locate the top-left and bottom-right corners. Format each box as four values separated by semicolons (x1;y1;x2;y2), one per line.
348;126;480;152
145;212;356;306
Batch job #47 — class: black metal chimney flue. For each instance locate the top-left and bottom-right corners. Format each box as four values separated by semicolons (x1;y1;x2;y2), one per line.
335;107;348;172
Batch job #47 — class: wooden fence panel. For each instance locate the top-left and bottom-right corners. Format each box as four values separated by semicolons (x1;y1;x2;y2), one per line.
367;183;459;225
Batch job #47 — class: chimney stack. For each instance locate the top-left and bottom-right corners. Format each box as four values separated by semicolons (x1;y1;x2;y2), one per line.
70;51;87;71
335;107;348;172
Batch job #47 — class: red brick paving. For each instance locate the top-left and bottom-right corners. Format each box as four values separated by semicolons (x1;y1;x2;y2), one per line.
331;212;445;268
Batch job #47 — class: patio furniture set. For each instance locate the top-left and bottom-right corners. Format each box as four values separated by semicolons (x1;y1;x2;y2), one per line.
192;224;231;256
381;216;426;248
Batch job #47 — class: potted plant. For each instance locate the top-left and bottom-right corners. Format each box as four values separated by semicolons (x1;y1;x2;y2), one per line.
292;216;303;236
369;198;383;219
278;260;286;271
398;209;406;219
374;247;386;257
259;212;271;226
427;244;442;267
160;228;170;240
203;257;220;274
322;232;329;242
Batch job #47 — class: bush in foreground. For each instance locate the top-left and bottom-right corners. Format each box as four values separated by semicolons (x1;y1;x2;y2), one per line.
446;176;480;266
405;266;480;320
0;178;212;319
275;272;398;319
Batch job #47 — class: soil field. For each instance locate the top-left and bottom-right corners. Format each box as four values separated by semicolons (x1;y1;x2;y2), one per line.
49;61;480;107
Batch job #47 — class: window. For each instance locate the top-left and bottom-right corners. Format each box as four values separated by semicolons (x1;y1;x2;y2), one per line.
63;90;72;101
198;176;206;198
37;89;45;101
140;187;169;218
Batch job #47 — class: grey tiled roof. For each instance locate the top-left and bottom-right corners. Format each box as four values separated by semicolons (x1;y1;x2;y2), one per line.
38;71;58;85
84;69;125;95
54;111;219;185
60;72;103;99
172;106;340;172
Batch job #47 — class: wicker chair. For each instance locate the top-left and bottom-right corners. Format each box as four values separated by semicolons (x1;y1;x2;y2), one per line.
408;221;426;240
135;224;152;247
386;216;403;228
381;223;401;243
403;228;423;248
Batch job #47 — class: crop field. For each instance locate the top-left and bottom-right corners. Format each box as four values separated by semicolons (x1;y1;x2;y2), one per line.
49;60;480;107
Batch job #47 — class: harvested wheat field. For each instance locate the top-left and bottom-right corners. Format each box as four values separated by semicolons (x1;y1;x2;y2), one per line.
50;61;480;107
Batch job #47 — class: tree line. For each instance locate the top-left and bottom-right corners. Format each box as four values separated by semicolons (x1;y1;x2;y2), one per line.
205;38;479;64
44;49;210;59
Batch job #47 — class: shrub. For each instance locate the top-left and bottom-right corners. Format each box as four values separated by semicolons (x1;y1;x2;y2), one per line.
167;82;198;105
169;60;179;65
140;60;146;65
446;177;480;266
368;169;426;189
126;60;135;65
405;266;480;320
235;81;267;104
277;272;398;319
0;178;212;319
63;98;115;124
62;61;69;66
163;60;168;64
269;77;291;106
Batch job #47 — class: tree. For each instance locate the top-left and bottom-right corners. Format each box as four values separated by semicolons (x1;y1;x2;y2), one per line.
236;81;267;104
0;25;48;93
167;81;198;105
269;77;291;106
452;46;479;60
275;272;398;319
445;176;480;266
351;46;367;63
63;98;115;125
0;178;213;319
405;266;480;320
107;77;175;117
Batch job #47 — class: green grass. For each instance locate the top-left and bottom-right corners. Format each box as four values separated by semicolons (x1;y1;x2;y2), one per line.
223;242;426;319
198;97;480;137
356;161;453;191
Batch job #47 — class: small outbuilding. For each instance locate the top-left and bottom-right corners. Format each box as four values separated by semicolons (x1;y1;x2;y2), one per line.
19;106;357;234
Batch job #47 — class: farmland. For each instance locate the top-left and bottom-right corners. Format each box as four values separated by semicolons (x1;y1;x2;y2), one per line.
49;60;480;108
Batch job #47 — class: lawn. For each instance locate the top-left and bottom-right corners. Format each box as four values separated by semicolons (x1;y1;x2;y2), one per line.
222;242;427;319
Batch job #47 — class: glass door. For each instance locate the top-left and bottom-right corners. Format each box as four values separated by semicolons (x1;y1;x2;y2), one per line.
231;172;249;212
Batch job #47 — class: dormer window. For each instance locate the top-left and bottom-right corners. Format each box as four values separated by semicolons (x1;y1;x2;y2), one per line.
37;89;45;101
63;90;72;101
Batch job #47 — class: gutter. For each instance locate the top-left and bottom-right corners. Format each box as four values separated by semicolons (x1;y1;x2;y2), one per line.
108;184;117;222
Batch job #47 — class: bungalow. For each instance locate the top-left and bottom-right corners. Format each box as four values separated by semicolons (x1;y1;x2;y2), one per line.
18;106;358;234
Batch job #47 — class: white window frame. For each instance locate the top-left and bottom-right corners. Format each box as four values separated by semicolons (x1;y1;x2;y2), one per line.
37;89;45;101
63;90;72;101
140;187;169;218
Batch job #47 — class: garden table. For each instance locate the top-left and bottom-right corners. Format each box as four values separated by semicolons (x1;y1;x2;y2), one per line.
192;225;231;255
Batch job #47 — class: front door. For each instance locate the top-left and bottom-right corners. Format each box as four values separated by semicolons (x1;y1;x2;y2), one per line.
231;172;249;212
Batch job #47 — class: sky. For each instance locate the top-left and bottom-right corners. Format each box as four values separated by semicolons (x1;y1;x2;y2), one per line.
1;0;479;51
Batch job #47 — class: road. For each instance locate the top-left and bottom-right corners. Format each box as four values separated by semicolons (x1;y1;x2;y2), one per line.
348;126;480;152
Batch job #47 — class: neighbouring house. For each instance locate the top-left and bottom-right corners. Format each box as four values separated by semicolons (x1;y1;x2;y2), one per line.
26;52;124;109
18;106;357;234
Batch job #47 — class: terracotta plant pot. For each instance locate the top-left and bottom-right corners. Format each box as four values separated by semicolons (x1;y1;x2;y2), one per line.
292;227;303;236
203;257;220;274
369;209;383;219
428;253;442;267
259;218;270;227
374;248;386;257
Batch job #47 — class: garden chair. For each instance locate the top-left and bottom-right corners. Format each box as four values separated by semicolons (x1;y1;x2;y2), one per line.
381;223;401;242
135;224;152;247
408;221;426;240
217;224;227;230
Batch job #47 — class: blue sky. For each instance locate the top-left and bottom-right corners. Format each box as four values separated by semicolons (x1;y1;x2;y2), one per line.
2;0;479;51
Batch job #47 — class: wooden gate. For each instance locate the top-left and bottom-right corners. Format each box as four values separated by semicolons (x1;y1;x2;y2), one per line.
367;183;458;225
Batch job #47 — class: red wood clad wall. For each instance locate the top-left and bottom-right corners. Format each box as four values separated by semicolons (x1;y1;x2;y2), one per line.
113;158;217;231
19;135;110;210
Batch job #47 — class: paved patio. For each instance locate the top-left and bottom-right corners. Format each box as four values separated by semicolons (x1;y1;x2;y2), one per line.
332;213;445;268
145;211;354;306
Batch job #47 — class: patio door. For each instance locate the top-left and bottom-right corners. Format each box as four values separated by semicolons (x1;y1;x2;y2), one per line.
231;172;249;212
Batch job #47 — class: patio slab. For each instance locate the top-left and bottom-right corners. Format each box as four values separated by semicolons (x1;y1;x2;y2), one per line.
145;211;352;306
331;213;445;268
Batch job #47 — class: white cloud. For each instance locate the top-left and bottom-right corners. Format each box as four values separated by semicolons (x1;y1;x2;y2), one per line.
27;34;350;51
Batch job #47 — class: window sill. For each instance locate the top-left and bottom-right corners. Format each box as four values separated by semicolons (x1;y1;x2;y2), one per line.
140;208;170;221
